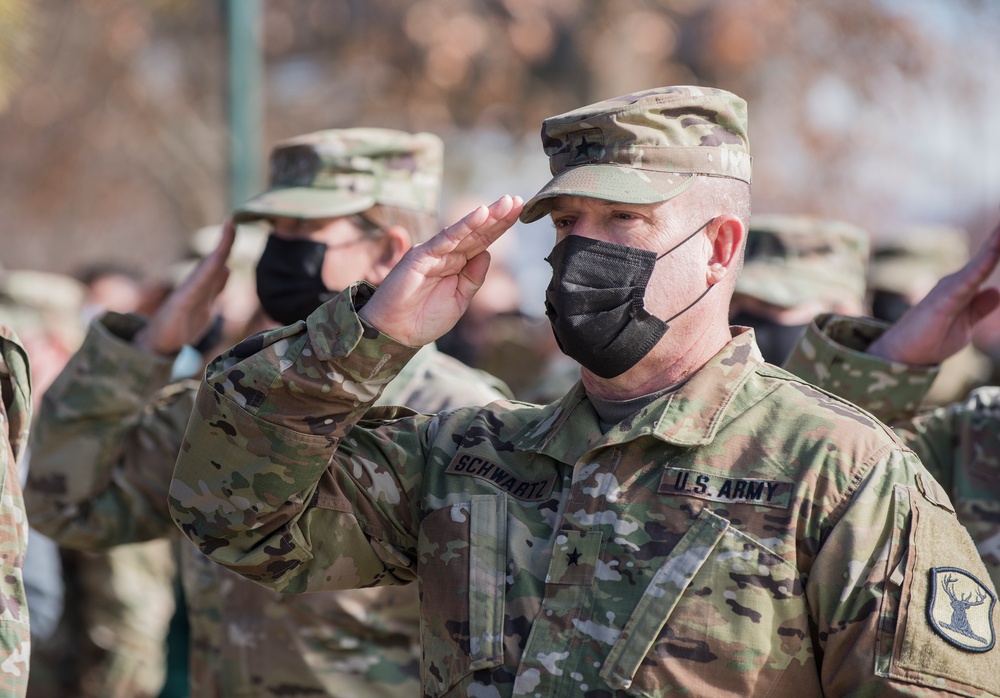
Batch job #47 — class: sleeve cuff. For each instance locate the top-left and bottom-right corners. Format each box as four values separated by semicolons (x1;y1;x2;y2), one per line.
784;313;939;424
76;313;177;399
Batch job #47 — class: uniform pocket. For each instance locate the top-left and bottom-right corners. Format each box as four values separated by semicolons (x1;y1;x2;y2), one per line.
603;507;819;698
419;495;506;696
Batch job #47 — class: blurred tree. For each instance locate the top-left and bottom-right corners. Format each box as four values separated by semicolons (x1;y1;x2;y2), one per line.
0;0;32;111
0;0;999;277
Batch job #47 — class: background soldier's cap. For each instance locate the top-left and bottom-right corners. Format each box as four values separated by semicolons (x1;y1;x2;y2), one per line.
869;225;969;295
234;128;444;223
0;269;86;348
735;214;870;309
520;85;752;223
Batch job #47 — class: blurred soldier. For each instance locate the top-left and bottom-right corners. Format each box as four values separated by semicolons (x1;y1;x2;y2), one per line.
0;269;177;698
730;213;870;364
785;222;1000;596
170;86;999;695
869;225;993;406
75;263;145;325
0;322;32;696
25;128;511;696
0;270;77;697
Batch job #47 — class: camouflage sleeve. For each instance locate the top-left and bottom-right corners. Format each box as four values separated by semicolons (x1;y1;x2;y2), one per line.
0;327;33;693
783;313;939;425
888;388;1000;597
25;312;192;548
169;283;427;594
812;447;1000;695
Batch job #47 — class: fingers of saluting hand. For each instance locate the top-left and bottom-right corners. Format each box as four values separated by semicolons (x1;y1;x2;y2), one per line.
955;220;1000;291
189;220;235;296
422;195;524;261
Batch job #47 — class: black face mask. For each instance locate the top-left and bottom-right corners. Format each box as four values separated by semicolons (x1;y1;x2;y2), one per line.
543;221;712;379
255;235;337;325
729;311;805;365
871;289;912;324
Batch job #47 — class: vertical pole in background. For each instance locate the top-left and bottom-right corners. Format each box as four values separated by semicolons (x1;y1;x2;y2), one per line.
227;0;263;210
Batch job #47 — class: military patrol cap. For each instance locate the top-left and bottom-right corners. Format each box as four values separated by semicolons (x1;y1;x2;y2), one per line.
869;225;969;295
520;85;752;223
735;214;870;309
234;128;443;223
0;269;86;347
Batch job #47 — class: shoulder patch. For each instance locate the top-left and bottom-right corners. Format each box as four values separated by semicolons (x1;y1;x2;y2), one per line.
927;567;997;652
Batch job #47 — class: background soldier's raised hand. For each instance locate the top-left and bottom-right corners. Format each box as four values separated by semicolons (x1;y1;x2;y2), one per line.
358;195;524;347
869;220;1000;365
133;221;235;356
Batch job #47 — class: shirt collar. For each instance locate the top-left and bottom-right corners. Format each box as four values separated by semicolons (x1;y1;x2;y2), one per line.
512;328;763;463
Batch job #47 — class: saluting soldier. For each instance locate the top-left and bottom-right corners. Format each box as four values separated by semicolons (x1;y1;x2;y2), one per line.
25;129;510;696
785;222;1000;612
170;86;999;696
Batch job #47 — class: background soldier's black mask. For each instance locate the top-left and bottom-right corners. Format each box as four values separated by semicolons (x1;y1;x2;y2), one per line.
255;235;337;325
728;311;806;366
543;221;711;379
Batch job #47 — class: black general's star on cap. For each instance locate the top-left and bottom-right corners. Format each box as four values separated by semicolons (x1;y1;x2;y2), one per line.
567;547;582;566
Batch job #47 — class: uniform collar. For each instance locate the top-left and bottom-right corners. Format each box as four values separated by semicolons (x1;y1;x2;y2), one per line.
513;328;763;464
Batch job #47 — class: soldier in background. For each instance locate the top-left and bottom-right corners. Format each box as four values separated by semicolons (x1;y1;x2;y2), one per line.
729;213;870;364
0;269;177;698
0;270;75;696
784;221;1000;596
25;128;511;697
0;322;33;697
170;86;999;695
868;225;993;406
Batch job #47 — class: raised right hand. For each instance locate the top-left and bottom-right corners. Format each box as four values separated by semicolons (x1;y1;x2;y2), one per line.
358;195;524;347
868;220;1000;365
134;222;234;356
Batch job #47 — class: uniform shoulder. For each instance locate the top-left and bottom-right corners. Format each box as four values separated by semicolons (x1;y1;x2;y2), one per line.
748;361;907;448
421;349;514;399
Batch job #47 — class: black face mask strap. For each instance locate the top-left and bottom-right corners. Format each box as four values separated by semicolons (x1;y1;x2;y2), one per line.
663;283;714;324
656;217;714;260
657;216;718;325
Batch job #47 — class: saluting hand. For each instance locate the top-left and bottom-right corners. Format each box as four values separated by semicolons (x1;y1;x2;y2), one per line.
869;220;1000;366
359;195;524;347
134;222;235;356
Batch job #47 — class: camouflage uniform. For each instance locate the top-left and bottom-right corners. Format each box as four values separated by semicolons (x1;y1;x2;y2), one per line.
170;87;1000;696
26;129;512;697
784;313;1000;594
0;325;32;696
0;269;177;698
26;312;508;696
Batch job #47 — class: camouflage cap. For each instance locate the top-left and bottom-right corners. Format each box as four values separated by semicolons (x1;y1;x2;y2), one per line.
869;225;969;296
234;128;443;223
520;86;751;223
735;214;870;309
0;269;86;348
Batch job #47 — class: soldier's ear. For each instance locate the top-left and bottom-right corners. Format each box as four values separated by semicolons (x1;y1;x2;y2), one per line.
706;215;745;285
366;226;412;285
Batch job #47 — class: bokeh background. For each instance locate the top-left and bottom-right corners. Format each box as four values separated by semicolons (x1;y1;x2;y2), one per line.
3;0;1000;316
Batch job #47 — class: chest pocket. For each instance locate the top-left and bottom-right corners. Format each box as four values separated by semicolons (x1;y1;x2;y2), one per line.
602;507;820;698
418;494;506;696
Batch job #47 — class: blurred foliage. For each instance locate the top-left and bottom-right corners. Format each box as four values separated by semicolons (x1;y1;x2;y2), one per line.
0;0;32;110
0;0;998;276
